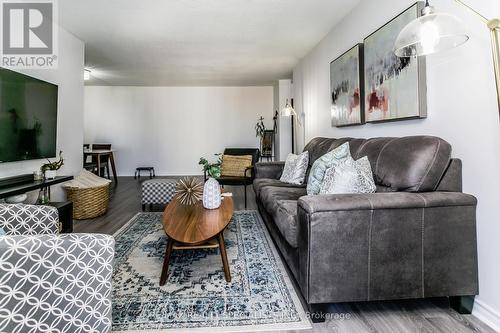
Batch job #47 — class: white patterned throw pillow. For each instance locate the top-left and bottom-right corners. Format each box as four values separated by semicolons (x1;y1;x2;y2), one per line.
280;151;309;185
319;156;376;194
307;142;351;195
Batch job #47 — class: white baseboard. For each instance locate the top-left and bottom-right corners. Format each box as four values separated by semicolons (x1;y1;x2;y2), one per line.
473;299;500;332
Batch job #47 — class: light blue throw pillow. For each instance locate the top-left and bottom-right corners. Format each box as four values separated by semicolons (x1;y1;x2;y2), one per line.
306;142;351;195
0;227;5;236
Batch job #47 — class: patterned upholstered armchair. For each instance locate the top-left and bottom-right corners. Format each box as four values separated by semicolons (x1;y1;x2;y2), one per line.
0;204;115;333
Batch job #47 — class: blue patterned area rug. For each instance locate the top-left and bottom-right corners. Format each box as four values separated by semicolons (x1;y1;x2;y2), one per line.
111;210;311;332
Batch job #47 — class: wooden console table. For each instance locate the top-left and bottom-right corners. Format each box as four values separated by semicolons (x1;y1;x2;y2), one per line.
0;175;74;233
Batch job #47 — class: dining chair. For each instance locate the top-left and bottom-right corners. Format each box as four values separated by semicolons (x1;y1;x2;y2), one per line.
92;143;112;179
83;144;97;172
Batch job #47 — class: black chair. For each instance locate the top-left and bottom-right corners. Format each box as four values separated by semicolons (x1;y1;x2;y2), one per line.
206;148;260;209
92;144;112;179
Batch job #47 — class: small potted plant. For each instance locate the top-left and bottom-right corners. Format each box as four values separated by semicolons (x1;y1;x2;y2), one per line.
198;154;222;179
41;151;64;180
255;116;268;152
255;116;265;140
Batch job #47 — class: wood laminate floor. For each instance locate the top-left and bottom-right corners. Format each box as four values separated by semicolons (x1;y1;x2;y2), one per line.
74;177;494;333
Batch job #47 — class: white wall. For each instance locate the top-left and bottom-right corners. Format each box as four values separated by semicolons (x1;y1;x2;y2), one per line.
293;0;500;330
84;86;274;176
0;29;85;201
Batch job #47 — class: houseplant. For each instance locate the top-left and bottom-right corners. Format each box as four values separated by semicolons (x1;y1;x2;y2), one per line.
199;154;222;179
41;151;64;179
255;116;266;140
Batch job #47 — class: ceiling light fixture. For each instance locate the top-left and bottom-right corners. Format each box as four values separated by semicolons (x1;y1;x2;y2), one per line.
84;69;91;81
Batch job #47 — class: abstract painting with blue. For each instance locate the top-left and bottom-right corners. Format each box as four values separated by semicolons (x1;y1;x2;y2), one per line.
330;44;364;127
363;2;427;123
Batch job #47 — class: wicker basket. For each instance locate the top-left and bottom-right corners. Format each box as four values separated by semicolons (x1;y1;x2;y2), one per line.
64;183;110;220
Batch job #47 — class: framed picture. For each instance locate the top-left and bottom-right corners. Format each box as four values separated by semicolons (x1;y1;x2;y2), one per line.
330;44;364;127
363;2;427;123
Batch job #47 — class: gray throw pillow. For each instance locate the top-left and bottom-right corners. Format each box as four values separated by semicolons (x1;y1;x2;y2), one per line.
307;142;351;195
319;156;376;194
280;151;309;185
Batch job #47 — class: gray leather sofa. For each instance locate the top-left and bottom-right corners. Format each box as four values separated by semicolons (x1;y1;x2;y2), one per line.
254;136;478;320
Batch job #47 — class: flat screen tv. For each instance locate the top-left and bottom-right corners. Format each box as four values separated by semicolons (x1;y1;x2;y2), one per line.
0;68;58;163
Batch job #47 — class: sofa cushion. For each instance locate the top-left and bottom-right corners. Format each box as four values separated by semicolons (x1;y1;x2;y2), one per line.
280;151;309;185
303;137;338;168
221;154;253;177
253;178;306;199
307;142;351;195
354;136;451;192
260;186;307;215
273;200;299;248
319;156;376;195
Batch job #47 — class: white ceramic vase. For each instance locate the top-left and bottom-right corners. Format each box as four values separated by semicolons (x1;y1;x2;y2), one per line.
203;177;221;209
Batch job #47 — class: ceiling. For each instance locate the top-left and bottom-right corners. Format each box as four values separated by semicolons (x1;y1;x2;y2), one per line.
59;0;360;86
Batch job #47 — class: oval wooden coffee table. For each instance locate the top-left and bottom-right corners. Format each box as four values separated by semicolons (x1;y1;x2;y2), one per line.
160;196;234;286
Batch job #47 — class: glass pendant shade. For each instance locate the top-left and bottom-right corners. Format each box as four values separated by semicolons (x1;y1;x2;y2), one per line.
281;99;295;117
280;98;302;125
395;11;469;57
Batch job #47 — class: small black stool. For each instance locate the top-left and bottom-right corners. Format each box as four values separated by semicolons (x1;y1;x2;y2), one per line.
135;167;155;179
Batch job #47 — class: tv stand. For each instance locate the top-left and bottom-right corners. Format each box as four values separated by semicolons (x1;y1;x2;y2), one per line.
0;174;74;233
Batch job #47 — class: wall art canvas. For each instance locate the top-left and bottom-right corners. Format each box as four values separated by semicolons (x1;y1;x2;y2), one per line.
364;2;427;123
330;44;364;127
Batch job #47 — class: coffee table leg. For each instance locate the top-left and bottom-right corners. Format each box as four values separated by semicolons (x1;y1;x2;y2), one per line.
218;232;231;282
160;239;174;286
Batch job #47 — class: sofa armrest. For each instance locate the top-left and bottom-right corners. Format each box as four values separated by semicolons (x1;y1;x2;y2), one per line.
255;161;285;179
0;233;115;333
296;191;478;304
298;191;477;214
0;203;59;235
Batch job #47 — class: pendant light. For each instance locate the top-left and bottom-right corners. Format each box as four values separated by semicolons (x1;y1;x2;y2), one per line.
395;0;500;116
394;0;469;57
281;99;295;117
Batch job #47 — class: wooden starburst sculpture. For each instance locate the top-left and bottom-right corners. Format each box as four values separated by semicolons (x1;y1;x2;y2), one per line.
175;177;203;205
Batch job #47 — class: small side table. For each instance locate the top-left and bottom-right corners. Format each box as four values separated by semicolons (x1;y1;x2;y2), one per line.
135;167;156;179
48;201;73;233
